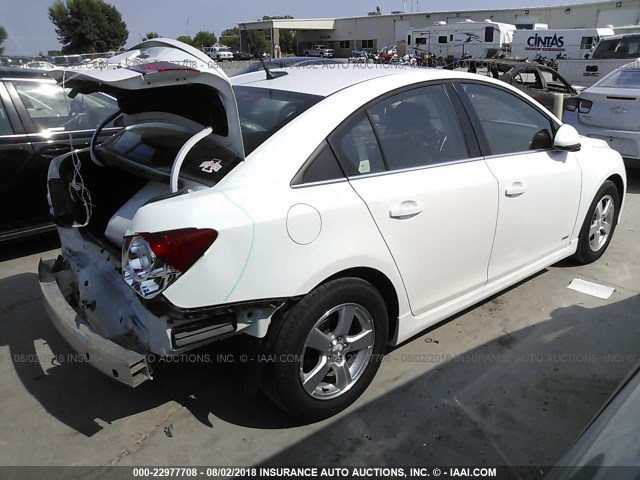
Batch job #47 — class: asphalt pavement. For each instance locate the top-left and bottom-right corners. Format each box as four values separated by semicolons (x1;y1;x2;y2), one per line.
0;166;639;477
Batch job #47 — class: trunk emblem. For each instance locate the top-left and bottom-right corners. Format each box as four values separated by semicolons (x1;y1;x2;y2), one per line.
610;107;626;114
200;159;222;173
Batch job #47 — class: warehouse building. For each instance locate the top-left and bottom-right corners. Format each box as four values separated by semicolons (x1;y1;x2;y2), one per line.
239;0;640;57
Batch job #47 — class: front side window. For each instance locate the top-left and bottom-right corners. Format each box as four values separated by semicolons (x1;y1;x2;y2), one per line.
367;85;469;170
460;83;555;155
13;81;118;132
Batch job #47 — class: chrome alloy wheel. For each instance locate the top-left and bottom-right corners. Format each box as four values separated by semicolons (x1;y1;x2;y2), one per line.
589;195;614;252
299;303;375;400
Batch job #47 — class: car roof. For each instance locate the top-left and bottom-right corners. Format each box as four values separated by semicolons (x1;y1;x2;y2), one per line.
599;32;640;40
231;64;478;97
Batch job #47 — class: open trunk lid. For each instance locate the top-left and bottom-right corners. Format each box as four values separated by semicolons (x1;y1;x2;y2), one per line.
51;38;245;160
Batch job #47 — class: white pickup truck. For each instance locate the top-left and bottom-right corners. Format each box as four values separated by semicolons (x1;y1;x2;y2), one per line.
557;33;640;87
204;45;233;62
303;45;334;57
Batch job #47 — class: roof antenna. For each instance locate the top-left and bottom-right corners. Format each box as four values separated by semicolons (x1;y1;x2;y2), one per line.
240;23;287;80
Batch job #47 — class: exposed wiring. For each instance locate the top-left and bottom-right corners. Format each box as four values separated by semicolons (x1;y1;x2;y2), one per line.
61;69;93;227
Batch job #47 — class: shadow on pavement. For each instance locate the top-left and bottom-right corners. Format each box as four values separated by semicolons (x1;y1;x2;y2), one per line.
2;268;639;469
254;295;640;468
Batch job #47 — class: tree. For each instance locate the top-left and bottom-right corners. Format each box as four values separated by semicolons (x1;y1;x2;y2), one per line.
192;31;216;49
176;35;194;46
48;0;128;54
141;32;160;41
219;27;239;48
0;26;6;56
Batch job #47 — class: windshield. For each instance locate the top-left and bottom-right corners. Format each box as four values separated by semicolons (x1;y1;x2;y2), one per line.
593;36;640;59
596;69;640;88
233;85;323;155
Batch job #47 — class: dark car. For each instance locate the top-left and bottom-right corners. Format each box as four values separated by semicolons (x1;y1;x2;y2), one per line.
230;56;343;77
232;50;252;61
548;361;640;478
466;60;578;110
0;68;119;242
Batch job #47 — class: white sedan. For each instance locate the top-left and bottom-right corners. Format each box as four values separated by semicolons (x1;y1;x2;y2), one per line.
564;60;640;161
40;39;626;420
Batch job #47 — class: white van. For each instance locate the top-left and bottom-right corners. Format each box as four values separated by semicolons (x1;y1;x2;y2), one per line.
511;28;615;60
408;20;516;60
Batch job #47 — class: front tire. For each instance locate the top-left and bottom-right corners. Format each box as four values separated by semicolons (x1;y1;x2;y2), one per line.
573;180;619;264
266;278;388;420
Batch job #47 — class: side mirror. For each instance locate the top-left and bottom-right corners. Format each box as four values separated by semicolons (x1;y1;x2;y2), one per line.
553;124;581;152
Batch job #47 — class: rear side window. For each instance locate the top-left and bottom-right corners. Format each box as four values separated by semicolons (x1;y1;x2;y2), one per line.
368;85;469;170
329;113;385;176
293;141;345;185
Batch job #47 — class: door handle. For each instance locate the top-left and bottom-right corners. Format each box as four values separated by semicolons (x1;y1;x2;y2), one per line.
40;144;72;158
389;201;423;218
505;182;527;197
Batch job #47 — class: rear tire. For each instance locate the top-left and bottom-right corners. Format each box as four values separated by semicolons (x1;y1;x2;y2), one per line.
573;180;619;264
265;278;388;421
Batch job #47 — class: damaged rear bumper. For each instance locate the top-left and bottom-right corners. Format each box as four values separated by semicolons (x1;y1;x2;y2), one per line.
38;258;151;387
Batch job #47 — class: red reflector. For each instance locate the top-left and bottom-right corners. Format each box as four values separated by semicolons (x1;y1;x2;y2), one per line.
127;61;200;75
140;228;217;272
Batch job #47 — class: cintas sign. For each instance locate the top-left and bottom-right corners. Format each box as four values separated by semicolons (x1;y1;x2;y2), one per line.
525;33;565;50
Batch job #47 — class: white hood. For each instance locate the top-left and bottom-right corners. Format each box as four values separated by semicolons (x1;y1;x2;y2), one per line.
52;38;245;160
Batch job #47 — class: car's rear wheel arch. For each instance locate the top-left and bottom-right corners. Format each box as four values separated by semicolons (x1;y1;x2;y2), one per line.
322;267;399;343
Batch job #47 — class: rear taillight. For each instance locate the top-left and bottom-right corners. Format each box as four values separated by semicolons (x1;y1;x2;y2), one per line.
564;98;593;114
564;97;579;112
578;99;593;114
122;228;218;298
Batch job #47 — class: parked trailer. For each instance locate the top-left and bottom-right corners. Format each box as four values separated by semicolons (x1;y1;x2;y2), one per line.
407;20;516;60
511;28;615;61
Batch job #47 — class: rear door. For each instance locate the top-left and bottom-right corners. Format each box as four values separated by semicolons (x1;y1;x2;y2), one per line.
329;83;498;317
3;78;119;235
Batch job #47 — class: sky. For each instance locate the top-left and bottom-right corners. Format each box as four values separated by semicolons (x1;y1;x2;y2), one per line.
0;0;607;56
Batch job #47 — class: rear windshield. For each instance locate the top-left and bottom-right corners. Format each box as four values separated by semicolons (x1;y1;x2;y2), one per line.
98;115;241;187
593;36;640;59
96;87;322;186
596;69;640;88
233;85;323;155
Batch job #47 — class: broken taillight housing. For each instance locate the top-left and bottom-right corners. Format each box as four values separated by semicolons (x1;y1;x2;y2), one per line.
122;228;218;299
